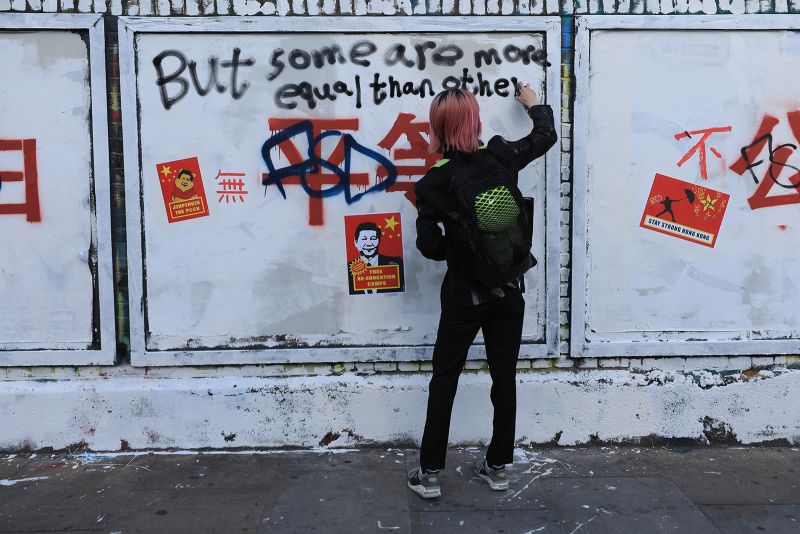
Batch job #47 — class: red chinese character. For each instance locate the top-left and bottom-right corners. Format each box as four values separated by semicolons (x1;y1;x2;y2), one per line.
674;126;732;180
215;170;248;203
0;139;40;222
263;118;369;226
729;111;800;210
377;113;442;207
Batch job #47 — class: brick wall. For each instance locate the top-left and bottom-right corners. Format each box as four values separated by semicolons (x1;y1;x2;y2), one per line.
2;0;798;15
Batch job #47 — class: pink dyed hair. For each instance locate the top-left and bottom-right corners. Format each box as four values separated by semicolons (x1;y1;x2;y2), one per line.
428;89;481;154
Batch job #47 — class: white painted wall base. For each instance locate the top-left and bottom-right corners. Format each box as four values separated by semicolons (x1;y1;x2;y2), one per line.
2;369;799;451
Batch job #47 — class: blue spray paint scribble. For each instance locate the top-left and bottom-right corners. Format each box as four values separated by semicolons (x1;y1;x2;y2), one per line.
260;120;398;204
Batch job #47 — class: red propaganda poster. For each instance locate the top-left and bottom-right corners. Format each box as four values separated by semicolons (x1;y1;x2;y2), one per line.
640;173;730;248
344;212;405;295
155;157;210;223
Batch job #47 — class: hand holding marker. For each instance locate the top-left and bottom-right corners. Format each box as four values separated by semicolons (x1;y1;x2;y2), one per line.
514;82;539;109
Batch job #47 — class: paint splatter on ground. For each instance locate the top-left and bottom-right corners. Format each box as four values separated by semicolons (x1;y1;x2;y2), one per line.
0;476;49;486
1;446;799;532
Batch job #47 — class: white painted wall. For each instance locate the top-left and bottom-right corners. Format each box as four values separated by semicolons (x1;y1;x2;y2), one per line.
572;18;800;357
2;367;798;450
588;29;800;339
2;12;799;451
0;15;115;367
125;20;558;364
0;30;94;350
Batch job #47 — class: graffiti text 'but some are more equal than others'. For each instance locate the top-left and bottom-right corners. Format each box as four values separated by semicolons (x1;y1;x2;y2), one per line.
152;41;547;111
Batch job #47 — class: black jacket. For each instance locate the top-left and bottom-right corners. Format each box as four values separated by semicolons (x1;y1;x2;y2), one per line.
413;104;558;308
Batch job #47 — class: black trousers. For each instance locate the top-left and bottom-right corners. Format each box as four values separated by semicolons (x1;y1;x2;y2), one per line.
419;288;525;472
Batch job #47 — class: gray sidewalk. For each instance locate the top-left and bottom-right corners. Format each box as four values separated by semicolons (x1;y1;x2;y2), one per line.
1;445;798;533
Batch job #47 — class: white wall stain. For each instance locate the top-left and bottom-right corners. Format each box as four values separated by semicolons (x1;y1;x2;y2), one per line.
1;369;798;450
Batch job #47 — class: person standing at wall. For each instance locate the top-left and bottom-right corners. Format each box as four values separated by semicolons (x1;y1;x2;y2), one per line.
407;85;557;499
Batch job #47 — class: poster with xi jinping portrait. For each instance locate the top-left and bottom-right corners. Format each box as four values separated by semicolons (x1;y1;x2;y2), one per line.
344;212;405;295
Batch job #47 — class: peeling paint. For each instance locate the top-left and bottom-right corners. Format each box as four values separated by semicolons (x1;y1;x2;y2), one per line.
1;370;798;451
702;417;739;445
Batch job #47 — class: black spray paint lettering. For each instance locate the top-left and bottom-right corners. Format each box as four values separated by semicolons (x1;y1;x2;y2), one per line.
275;70;518;110
267;41;379;81
474;44;550;68
384;43;464;69
153;48;255;110
275;69;516;110
441;68;518;96
368;70;515;104
350;41;379;67
739;133;800;189
368;74;436;105
276;77;360;110
260;121;398;204
269;40;466;80
268;46;348;78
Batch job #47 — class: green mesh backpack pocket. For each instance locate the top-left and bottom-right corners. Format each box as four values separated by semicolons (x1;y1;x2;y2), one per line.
474;185;521;232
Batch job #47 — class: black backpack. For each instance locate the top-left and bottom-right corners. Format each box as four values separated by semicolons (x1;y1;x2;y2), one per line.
447;151;535;289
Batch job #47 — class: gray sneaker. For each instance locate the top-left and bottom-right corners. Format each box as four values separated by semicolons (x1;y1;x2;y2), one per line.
407;467;441;499
474;459;509;491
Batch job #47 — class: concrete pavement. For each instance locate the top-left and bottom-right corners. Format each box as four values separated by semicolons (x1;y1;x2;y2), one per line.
1;445;799;533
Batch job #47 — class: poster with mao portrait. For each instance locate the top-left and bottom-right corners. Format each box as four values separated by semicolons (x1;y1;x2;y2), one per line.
344;212;405;295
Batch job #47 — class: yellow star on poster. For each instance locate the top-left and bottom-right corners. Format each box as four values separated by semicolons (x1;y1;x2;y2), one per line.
384;215;399;232
700;194;718;211
160;165;172;178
